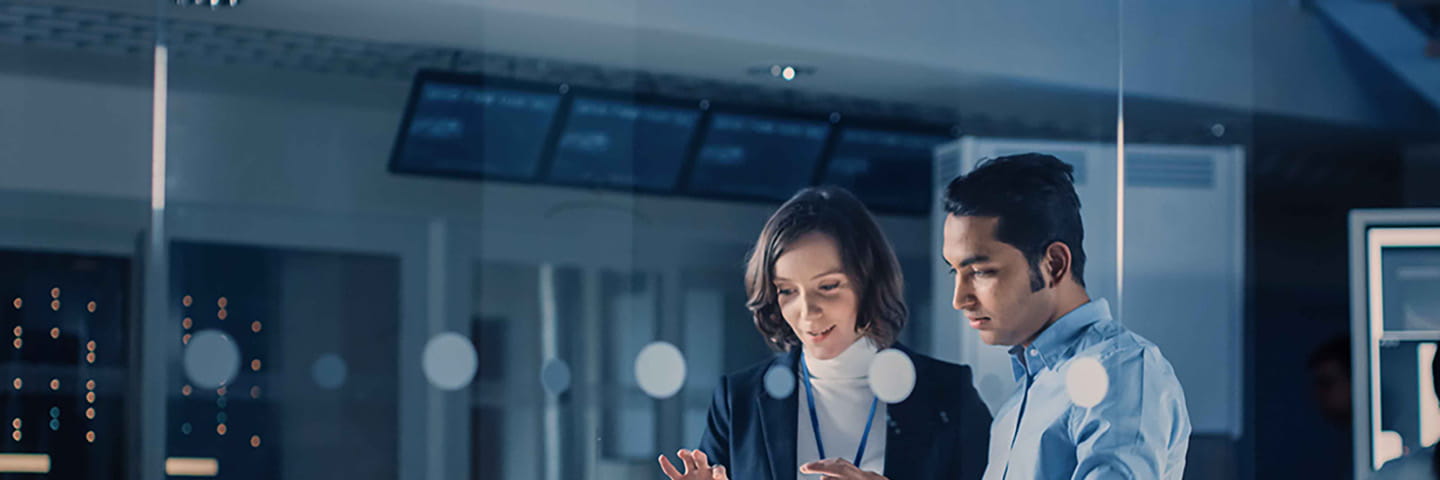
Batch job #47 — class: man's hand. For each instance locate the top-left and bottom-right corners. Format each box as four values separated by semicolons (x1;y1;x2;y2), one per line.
799;458;888;480
658;449;728;480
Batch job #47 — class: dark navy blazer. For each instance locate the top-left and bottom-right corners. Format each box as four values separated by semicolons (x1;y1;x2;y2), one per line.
696;343;992;480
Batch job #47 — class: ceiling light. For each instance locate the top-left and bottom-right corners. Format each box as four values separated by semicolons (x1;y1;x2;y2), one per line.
747;64;816;82
176;0;239;8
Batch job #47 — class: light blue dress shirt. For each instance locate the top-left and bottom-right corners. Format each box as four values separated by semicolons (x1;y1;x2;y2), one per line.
982;299;1191;480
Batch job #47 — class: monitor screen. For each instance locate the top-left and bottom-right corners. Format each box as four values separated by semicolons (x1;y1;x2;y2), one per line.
548;97;701;190
1381;246;1440;331
686;113;830;201
391;75;561;181
822;128;949;214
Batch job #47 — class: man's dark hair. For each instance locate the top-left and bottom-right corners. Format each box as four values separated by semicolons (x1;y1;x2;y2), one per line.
943;153;1086;291
1306;335;1350;373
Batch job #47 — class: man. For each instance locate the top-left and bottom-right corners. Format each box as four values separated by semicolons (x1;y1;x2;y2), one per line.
803;153;1190;480
1306;335;1351;430
1303;335;1353;480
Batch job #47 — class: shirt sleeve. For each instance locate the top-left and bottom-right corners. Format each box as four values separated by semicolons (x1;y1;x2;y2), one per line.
1068;345;1192;480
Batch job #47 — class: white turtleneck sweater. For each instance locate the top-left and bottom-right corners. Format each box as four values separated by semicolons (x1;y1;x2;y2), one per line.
797;338;887;479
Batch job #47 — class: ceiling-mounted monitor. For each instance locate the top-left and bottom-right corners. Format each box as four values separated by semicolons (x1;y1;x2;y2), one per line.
822;127;950;215
684;111;832;202
390;70;563;181
547;94;703;191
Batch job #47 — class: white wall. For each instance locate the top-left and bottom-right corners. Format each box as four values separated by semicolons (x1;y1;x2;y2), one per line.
0;45;151;200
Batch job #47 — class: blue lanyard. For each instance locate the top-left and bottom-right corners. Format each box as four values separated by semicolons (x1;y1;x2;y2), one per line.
799;355;880;466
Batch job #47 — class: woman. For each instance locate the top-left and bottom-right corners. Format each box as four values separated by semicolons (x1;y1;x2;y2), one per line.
657;186;991;480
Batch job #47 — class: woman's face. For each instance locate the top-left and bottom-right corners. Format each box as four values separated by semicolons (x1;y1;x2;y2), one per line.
773;232;862;360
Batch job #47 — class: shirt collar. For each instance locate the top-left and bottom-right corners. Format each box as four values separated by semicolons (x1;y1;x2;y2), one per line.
1008;298;1111;380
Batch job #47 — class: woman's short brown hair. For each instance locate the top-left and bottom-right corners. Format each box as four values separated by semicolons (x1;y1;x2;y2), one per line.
744;186;907;351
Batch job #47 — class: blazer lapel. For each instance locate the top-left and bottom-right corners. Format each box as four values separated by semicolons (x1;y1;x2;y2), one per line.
757;350;799;480
881;391;925;479
882;343;933;480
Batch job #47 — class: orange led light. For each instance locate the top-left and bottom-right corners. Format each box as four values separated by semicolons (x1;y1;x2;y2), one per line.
85;353;95;364
85;392;95;403
86;380;95;391
250;435;260;448
11;339;19;349
182;295;193;307
181;385;192;396
251;321;261;333
217;310;227;320
86;341;96;352
10;418;18;429
11;326;19;336
86;301;95;313
49;379;58;391
216;424;227;436
182;334;191;345
49;288;59;299
250;359;261;372
216;386;227;396
10;298;19;309
11;378;20;390
182;317;192;329
249;386;260;399
217;297;228;308
85;408;94;420
49;300;59;311
85;431;94;443
49;328;58;339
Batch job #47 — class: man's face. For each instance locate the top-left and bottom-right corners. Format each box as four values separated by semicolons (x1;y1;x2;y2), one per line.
1308;359;1351;427
941;214;1057;346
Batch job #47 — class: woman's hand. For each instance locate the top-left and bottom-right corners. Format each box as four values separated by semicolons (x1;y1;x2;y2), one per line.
799;458;888;480
658;449;728;480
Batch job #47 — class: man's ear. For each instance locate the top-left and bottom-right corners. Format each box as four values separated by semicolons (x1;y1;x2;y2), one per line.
1042;241;1073;288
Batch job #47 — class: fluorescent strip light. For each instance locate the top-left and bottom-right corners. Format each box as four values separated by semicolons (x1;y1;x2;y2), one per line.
165;457;219;477
0;453;51;474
